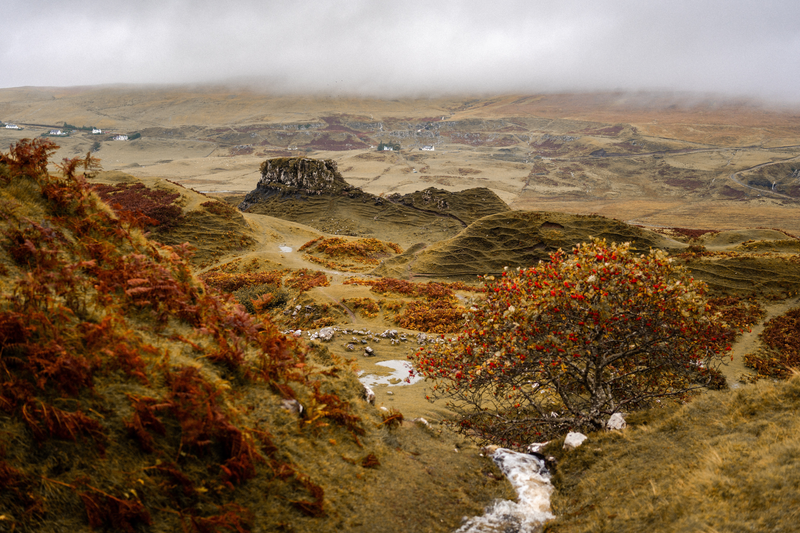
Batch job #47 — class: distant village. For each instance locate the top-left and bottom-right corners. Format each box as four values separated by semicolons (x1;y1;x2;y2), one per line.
1;121;136;141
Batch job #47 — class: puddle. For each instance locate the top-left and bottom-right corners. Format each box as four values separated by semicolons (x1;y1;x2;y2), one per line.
358;360;424;387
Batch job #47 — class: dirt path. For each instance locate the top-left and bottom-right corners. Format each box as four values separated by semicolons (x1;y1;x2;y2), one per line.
723;296;800;387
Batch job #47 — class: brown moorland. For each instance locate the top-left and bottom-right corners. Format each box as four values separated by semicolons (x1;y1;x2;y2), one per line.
4;87;800;532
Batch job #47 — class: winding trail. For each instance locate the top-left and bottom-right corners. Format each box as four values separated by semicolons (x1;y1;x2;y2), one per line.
723;296;800;387
728;154;800;199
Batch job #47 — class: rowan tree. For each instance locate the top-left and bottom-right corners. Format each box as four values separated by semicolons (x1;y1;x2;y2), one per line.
409;238;733;445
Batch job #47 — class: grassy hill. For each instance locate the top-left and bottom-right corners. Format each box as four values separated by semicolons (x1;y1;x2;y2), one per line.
4;133;800;532
0;139;513;532
543;373;800;532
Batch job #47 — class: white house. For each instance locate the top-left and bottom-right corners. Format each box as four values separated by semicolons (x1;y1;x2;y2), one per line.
5;124;21;130
113;134;128;141
49;129;66;136
92;128;103;134
421;145;434;151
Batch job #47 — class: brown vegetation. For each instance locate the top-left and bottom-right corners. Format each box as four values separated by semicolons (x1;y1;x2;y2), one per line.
0;139;395;532
744;307;800;378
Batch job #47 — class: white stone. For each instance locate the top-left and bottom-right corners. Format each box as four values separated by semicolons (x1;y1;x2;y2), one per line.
363;386;375;404
317;327;335;341
526;441;550;454
293;329;302;337
563;432;588;450
412;417;430;428
606;412;627;431
280;399;304;416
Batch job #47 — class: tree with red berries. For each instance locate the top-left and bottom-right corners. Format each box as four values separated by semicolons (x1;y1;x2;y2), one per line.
410;238;732;445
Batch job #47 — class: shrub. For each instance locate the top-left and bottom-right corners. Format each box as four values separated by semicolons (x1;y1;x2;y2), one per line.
234;283;287;314
285;269;329;292
409;239;733;446
394;299;467;333
201;270;284;293
92;182;184;230
343;297;381;318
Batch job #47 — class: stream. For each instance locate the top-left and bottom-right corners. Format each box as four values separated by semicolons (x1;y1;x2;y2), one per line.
358;365;555;532
456;448;555;533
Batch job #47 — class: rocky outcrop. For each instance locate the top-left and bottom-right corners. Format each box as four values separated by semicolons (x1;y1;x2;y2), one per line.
239;157;359;210
237;157;511;247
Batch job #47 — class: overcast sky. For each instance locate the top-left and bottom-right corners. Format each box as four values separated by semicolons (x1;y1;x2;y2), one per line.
3;0;800;101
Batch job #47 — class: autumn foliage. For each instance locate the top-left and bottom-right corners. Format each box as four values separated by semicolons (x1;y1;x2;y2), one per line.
343;276;480;333
410;239;734;445
92;181;184;230
0;139;370;531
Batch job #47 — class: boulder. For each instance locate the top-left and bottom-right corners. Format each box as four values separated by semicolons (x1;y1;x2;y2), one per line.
317;327;335;342
526;441;550;454
606;412;627;431
563;432;588;450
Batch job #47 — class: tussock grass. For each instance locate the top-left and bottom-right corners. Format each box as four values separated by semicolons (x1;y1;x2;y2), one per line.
546;375;800;532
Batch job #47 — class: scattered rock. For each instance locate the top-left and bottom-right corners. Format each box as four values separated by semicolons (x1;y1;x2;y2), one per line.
526;442;550;454
280;399;304;417
345;343;356;351
563;432;588;450
364;346;375;356
317;327;335;342
412;417;430;428
363;386;376;405
606;412;627;431
293;330;302;337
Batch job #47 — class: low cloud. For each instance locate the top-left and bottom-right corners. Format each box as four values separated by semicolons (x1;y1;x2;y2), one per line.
3;0;800;101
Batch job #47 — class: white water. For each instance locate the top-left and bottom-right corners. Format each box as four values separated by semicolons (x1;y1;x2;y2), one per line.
279;245;292;252
358;360;424;387
456;449;554;533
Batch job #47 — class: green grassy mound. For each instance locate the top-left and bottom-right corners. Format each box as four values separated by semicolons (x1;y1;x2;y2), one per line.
388;186;511;226
545;374;800;533
679;255;800;297
374;210;683;279
0;140;512;532
700;229;797;248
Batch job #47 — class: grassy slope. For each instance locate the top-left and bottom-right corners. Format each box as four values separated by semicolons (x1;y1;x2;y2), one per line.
544;374;800;532
0;141;513;532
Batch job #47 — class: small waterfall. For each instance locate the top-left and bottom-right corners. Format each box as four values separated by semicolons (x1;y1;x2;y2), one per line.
455;448;554;533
